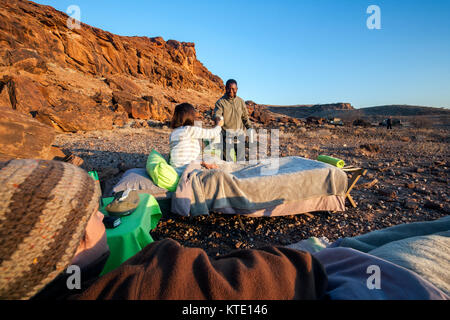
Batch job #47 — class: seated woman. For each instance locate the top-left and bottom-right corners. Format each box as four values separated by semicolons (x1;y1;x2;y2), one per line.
169;103;224;174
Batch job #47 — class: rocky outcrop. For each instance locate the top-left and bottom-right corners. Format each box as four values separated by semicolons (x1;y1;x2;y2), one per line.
0;0;224;131
0;106;60;161
242;101;303;129
246;101;274;125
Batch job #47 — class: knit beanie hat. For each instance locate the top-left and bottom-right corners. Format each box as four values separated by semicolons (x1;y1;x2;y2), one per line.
0;159;101;300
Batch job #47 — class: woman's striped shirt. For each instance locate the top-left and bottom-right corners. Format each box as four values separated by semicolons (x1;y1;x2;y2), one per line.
169;125;222;174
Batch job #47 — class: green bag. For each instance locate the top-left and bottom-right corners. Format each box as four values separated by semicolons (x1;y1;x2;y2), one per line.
317;155;345;168
146;149;180;192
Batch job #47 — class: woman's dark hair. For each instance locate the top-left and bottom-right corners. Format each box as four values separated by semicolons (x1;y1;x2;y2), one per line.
170;103;197;129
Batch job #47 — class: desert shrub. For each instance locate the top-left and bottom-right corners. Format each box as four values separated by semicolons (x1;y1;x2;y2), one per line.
353;119;371;127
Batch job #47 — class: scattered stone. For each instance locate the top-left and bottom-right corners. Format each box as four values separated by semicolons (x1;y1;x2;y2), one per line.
63;154;84;167
378;189;398;200
405;182;415;189
360;144;380;153
415;187;430;195
404;200;419;210
424;201;443;211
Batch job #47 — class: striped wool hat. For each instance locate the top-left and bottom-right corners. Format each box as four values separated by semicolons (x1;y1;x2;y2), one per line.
0;159;101;300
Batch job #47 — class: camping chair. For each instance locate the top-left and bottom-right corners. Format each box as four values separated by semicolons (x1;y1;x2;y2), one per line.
342;166;367;208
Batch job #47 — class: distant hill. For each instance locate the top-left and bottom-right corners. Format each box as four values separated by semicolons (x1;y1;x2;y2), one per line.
264;103;450;119
265;103;354;118
314;105;450;118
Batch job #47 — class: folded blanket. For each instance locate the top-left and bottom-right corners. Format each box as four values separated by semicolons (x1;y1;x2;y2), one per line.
172;156;348;216
337;216;450;296
338;215;450;252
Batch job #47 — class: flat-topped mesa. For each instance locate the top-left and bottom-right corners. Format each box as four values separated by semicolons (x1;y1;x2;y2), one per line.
262;103;355;120
0;0;224;131
313;103;354;111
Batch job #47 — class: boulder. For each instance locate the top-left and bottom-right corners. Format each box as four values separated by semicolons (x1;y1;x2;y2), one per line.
143;95;172;122
248;104;274;125
112;91;148;119
0;48;48;74
0;106;57;161
112;91;172;122
34;90;118;132
104;74;142;96
7;75;50;113
0;77;13;109
36;103;116;132
112;108;129;127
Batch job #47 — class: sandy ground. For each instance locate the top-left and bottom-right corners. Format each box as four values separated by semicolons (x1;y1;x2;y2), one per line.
54;123;449;256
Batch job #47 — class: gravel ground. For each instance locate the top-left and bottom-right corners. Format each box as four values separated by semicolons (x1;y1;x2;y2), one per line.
54;122;450;256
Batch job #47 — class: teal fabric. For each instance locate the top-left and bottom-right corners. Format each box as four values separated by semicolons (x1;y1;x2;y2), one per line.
338;215;450;252
100;193;162;276
146;149;179;192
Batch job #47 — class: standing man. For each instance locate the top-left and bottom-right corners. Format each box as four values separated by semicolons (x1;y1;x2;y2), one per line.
213;79;252;161
386;117;393;130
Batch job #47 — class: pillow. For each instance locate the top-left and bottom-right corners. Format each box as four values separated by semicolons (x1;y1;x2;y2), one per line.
112;168;168;195
146;149;180;192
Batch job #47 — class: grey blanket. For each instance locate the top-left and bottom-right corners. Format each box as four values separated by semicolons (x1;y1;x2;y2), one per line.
172;156;348;216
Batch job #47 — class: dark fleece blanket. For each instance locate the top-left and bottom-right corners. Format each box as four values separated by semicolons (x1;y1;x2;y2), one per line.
71;239;328;300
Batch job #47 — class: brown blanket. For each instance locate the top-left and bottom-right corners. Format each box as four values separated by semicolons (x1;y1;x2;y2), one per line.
172;156;348;216
72;239;328;300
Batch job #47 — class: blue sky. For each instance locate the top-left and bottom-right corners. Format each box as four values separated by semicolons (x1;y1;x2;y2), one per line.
36;0;450;108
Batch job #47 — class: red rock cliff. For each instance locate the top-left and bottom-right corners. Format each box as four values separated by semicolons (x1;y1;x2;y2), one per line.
0;0;225;131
